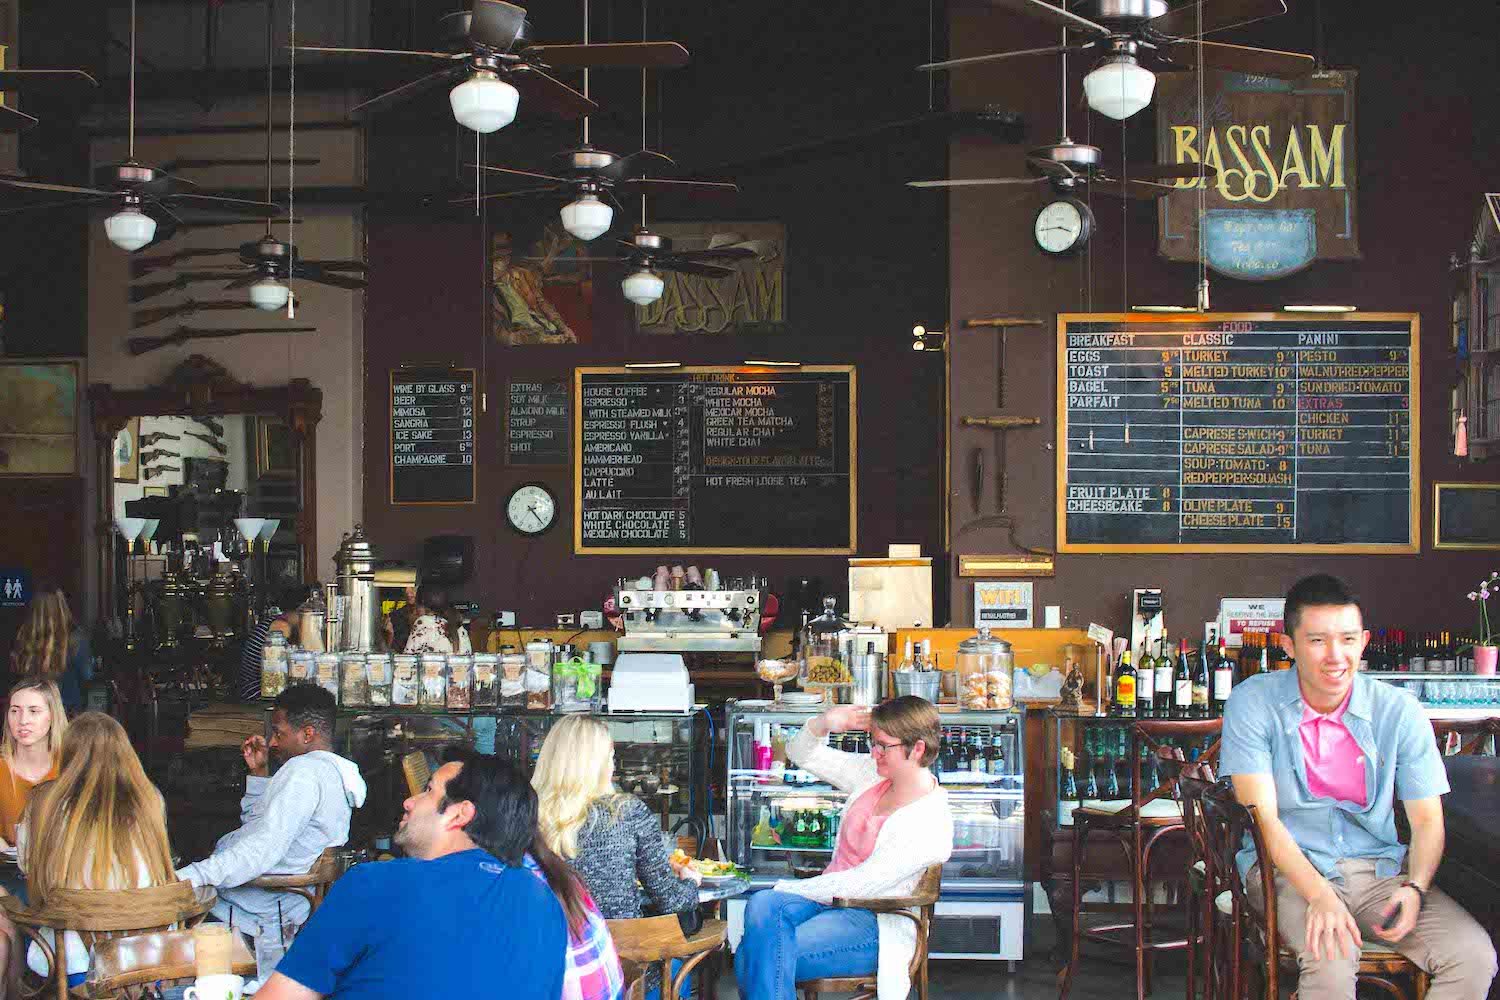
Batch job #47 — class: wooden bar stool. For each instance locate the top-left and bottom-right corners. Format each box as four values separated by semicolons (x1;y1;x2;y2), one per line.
795;863;943;1000
608;913;727;1000
1059;719;1222;1000
1159;758;1220;1000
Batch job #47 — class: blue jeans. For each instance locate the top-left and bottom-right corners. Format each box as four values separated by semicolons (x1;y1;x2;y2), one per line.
734;890;879;1000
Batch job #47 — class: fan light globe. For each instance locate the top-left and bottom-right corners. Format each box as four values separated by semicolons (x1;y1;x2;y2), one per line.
449;73;519;134
621;269;665;306
1084;55;1156;121
249;277;290;311
103;206;157;252
560;194;613;241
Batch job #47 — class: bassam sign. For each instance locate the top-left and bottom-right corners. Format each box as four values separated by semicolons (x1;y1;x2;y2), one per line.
1156;69;1358;280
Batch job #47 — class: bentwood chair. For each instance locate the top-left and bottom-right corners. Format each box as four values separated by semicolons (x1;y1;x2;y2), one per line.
2;881;255;1000
796;863;943;1000
1429;717;1498;756
609;913;727;1000
1200;782;1430;1000
1159;758;1219;1000
1059;719;1222;1000
402;750;432;798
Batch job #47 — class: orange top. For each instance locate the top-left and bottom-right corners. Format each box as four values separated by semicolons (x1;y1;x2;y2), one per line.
0;755;59;844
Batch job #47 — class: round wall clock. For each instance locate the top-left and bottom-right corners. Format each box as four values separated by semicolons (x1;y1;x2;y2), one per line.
505;482;557;537
1033;196;1095;256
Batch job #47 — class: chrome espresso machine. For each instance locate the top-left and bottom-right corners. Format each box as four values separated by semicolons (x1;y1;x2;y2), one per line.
609;585;763;712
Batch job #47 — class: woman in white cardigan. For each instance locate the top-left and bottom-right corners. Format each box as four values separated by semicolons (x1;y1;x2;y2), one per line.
735;697;953;1000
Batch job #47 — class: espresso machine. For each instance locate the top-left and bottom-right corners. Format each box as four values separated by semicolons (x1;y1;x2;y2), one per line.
614;587;764;654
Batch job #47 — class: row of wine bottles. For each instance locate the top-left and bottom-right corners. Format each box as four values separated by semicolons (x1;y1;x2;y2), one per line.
1109;634;1237;719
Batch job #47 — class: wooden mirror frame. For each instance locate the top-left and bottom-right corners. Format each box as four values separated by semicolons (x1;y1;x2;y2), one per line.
88;355;322;623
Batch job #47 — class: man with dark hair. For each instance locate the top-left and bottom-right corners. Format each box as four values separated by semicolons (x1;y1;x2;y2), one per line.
1221;573;1496;1000
178;685;367;988
255;757;570;1000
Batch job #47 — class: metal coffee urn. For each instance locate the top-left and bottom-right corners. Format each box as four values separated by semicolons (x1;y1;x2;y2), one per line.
333;524;380;652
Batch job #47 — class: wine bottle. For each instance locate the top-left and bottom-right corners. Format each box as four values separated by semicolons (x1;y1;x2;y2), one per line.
1212;636;1234;716
1192;640;1211;718
1114;651;1137;718
1136;640;1155;718
1174;639;1194;719
1060;747;1079;799
1154;633;1174;718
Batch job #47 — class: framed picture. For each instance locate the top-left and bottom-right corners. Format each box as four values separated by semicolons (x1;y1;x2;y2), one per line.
113;417;140;483
255;416;296;478
143;486;169;497
0;359;78;476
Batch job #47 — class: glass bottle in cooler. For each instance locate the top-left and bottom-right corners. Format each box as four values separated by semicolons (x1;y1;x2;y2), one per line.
1060;746;1080;800
1154;633;1174;718
1083;730;1101;799
970;734;989;775
1102;732;1122;799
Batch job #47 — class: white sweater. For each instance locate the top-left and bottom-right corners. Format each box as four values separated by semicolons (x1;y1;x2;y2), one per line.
777;725;953;1000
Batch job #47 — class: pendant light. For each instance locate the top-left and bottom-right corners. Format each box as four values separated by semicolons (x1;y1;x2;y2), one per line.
103;0;157;251
249;276;291;310
560;0;612;241
622;268;664;304
450;70;519;133
1083;52;1155;121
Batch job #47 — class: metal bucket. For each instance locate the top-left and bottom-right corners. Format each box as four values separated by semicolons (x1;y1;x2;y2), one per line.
892;671;940;703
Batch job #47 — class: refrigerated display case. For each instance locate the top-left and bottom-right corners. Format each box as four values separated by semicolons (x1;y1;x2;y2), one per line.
722;702;1027;963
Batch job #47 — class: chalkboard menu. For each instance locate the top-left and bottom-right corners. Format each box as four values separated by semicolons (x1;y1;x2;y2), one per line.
1056;314;1419;553
506;379;569;466
1434;483;1500;549
575;366;855;553
390;367;476;505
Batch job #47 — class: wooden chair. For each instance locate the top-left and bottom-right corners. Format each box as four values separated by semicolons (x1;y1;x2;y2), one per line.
1430;717;1497;756
245;848;346;918
1199;781;1430;1000
1159;756;1219;1000
1059;719;1222;1000
608;913;727;1000
2;881;254;1000
402;750;432;798
795;863;942;1000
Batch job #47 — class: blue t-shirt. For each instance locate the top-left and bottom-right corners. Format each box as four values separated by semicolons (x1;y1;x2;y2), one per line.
276;848;567;999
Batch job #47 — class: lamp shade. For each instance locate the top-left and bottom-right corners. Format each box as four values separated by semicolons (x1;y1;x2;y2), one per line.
115;517;145;542
140;518;160;541
103;207;157;252
258;519;281;542
234;517;267;543
449;72;519;133
560;194;613;241
621;269;665;305
1084;55;1156;121
249;277;290;311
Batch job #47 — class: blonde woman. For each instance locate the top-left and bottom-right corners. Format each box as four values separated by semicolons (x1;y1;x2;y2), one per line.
0;680;66;852
8;589;91;712
15;712;177;989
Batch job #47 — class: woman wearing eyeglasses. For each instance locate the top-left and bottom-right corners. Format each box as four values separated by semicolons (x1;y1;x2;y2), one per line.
734;696;952;1000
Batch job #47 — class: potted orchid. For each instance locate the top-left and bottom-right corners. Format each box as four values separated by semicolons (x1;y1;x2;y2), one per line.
1466;572;1500;675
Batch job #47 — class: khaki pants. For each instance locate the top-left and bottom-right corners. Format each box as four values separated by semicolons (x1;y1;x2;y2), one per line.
1249;858;1497;1000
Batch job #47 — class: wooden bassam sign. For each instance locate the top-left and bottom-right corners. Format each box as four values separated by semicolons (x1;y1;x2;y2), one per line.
1156;69;1358;280
635;222;786;336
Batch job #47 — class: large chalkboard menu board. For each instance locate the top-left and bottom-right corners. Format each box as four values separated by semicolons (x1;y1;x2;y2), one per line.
575;366;856;554
390;367;476;505
506;379;569;466
1057;314;1419;553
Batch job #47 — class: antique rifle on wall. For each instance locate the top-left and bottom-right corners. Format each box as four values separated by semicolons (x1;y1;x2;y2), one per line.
127;325;316;356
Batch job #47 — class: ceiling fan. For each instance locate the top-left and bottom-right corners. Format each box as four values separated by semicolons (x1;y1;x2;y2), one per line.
0;69;98;131
293;0;689;133
0;0;275;250
530;228;756;305
909;138;1217;200
919;0;1314;121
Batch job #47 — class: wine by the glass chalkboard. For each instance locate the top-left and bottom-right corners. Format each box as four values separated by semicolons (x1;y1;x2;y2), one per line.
1057;314;1419;553
390;367;476;505
574;366;856;554
506;379;569;466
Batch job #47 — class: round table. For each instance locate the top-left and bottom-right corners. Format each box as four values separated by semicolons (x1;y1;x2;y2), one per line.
698;878;751;905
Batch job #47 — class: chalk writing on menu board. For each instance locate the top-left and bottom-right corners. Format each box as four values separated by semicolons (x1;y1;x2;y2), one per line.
506;379;570;466
390;368;476;505
1056;314;1419;553
575;366;856;553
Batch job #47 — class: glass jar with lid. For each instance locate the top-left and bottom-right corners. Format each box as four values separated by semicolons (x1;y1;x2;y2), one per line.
391;654;419;706
366;652;392;707
260;632;289;699
524;640;553;710
447;655;473;711
956;628;1014;710
800;597;853;693
498;645;526;708
472;654;498;708
419;654;447;709
314;653;341;703
339;652;370;708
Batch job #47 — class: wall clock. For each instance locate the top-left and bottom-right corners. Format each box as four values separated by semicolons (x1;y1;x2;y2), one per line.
1034;197;1095;256
506;482;557;537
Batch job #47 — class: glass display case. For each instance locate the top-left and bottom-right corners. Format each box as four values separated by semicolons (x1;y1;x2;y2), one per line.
723;702;1026;963
1048;712;1217;829
1368;672;1500;717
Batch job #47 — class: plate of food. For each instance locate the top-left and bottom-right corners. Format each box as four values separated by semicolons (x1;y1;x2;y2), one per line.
671;851;746;884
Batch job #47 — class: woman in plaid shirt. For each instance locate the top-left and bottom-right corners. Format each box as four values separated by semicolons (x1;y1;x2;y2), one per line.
527;846;626;1000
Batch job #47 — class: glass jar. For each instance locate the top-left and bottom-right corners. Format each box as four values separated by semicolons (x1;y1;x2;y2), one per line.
957;628;1014;710
447;655;473;711
499;646;526;709
524;640;553;710
391;654;419;706
552;651;601;714
339;653;370;708
800;597;852;689
419;654;447;709
314;653;341;703
260;632;288;698
288;649;315;687
366;653;392;707
472;654;498;709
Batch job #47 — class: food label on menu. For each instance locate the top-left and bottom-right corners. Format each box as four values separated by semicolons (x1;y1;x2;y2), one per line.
1057;315;1418;552
390;368;476;504
506;379;569;466
575;367;855;553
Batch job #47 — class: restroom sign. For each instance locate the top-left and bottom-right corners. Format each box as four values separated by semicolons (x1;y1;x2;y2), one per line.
0;568;31;608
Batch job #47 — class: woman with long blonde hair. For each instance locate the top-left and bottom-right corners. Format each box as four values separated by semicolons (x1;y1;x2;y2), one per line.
8;589;91;713
0;679;66;853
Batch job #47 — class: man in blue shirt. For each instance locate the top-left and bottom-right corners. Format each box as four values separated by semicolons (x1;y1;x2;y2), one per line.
255;757;567;1000
1221;574;1496;1000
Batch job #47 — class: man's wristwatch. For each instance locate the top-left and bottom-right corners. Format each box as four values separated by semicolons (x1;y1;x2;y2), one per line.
1401;881;1427;906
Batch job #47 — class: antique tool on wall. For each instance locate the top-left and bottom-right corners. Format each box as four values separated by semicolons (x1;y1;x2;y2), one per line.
966;316;1043;407
192;416;224;437
138;431;180;448
139;449;180;466
970;448;984;514
129;272;251;304
127;325;316;356
184;430;227;454
143;464;181;479
132;298;267;327
961;415;1042;511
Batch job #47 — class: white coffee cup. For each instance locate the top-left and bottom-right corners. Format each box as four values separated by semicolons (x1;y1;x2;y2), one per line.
184;973;245;1000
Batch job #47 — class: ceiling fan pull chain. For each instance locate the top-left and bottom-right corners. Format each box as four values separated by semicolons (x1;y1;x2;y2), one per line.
128;0;136;159
287;0;296;318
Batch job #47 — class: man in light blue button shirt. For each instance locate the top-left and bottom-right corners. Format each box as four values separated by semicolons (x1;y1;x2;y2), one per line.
1222;574;1496;1000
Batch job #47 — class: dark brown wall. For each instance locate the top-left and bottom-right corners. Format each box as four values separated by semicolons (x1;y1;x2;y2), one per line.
946;2;1500;634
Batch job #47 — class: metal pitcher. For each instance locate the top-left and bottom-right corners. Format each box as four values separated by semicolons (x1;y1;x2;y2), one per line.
333;524;380;652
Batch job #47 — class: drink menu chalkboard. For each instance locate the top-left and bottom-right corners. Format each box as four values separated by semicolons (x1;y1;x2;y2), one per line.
506;379;569;466
1056;314;1419;553
390;367;476;505
575;366;856;553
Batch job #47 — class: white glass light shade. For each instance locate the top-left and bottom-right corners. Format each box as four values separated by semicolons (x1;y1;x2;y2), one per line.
1084;56;1156;121
234;518;267;543
621;269;665;305
103;207;157;252
560;194;613;241
249;277;290;311
140;519;160;541
115;517;145;542
449;73;519;134
257;519;281;542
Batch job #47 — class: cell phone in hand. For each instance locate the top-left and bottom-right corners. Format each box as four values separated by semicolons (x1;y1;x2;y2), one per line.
1378;906;1401;933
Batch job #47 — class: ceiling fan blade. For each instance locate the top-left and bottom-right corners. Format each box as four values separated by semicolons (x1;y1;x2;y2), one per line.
600;148;676;182
521;255;621;264
919;43;1078;73
291;45;460;61
670;247;756;261
1091;177;1178;200
0;194;108;215
1122;162;1220;181
303;259;368;272
658;258;734;279
350;65;463;116
526;42;690;69
129;277;185;303
161;157;320;173
619;177;739;198
469;163;569;184
506;64;597;119
178;217;303;229
0;69;98;92
1149;0;1287;39
223;275;261;291
452;185;564;204
469;0;529;51
292;265;368;290
1156;39;1314;78
907;177;1046;188
0;177;111;197
0;105;37;131
165;193;280;216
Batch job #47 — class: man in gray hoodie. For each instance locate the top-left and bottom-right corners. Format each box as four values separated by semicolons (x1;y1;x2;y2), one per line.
178;685;367;987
